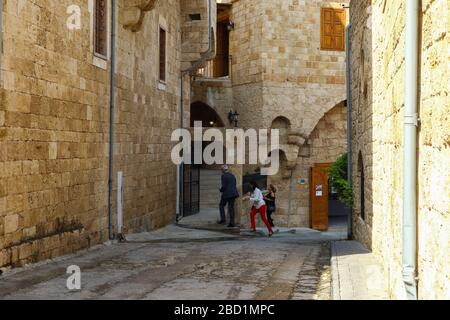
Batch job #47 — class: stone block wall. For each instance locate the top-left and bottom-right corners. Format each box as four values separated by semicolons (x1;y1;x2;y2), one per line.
191;78;233;127
229;0;349;135
113;0;184;234
349;0;374;249
350;0;449;299
0;0;212;268
181;0;217;70
268;102;348;227
226;0;349;227
0;0;111;268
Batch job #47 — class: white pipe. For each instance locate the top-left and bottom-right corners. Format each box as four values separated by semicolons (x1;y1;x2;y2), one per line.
117;171;123;234
403;0;420;300
176;164;181;222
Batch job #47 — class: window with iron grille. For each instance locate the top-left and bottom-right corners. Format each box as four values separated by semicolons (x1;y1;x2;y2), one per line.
95;0;108;57
159;27;166;82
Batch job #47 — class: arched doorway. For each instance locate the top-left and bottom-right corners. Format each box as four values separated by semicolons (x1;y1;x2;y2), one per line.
190;101;225;128
308;101;349;232
180;102;228;228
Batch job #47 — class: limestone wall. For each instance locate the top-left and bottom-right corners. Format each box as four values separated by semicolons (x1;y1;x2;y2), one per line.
268;102;348;227
350;0;449;299
349;0;374;250
114;0;184;234
0;0;202;268
227;0;349;227
191;78;233;127
229;0;349;134
181;0;217;71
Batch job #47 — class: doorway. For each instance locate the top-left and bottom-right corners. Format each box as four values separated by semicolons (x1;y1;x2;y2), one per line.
213;4;231;77
310;163;350;232
183;164;201;217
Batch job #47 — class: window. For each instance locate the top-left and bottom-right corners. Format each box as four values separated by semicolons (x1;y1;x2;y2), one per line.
320;8;346;51
159;27;166;83
94;0;108;57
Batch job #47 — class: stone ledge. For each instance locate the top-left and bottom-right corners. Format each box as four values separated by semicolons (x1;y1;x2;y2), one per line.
120;0;158;32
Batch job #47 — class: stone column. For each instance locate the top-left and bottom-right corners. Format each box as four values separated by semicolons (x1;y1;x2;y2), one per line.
229;164;245;228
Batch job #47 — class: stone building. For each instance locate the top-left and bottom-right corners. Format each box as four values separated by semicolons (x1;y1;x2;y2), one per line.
349;0;449;299
0;0;216;268
192;0;350;229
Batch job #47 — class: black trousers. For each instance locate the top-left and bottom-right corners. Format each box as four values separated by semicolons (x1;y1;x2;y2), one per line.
219;197;236;225
266;208;275;227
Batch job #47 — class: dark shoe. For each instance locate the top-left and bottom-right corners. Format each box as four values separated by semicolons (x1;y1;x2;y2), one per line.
269;231;274;237
227;224;236;228
217;220;226;225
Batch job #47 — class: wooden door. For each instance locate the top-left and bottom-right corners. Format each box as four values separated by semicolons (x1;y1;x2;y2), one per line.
213;22;230;77
310;164;331;231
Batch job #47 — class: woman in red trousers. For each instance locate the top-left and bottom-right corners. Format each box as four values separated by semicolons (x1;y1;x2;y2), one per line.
246;181;274;237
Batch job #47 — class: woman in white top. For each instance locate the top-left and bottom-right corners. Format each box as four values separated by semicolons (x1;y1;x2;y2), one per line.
247;181;274;237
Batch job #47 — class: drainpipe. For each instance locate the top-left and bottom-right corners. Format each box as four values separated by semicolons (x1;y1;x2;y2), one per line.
345;24;353;240
177;0;215;222
403;0;420;300
108;0;117;241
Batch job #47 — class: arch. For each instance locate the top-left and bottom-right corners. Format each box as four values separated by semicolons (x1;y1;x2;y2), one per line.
271;116;292;145
302;98;347;140
308;100;347;140
271;116;291;129
190;101;225;128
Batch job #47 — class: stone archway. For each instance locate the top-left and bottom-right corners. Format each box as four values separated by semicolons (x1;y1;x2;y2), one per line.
271;116;291;145
190;101;225;128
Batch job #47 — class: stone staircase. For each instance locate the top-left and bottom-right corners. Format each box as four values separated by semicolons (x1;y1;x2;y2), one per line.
200;169;222;209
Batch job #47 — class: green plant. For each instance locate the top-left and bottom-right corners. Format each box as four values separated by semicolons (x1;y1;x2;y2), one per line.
328;153;353;207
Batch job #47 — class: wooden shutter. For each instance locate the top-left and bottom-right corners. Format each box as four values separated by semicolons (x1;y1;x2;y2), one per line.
95;0;108;57
321;8;346;51
159;28;166;82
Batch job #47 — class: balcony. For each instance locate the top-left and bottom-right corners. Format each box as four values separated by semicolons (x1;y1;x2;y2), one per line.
194;54;232;79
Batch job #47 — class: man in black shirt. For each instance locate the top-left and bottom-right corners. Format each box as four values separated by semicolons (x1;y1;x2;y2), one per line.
219;165;239;228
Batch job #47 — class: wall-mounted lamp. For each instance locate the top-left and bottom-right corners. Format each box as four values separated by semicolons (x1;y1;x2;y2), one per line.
227;21;235;31
228;110;240;127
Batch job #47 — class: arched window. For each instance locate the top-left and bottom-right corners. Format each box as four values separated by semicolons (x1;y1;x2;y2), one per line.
271;117;291;145
358;152;366;221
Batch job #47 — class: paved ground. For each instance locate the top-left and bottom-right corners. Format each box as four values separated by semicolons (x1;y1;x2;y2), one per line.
0;224;340;300
331;241;389;300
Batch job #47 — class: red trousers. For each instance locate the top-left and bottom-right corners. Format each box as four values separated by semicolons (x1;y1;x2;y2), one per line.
251;205;273;233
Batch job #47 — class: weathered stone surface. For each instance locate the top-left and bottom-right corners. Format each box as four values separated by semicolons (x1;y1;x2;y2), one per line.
350;0;449;300
194;0;349;227
0;0;215;268
4;215;20;235
0;225;336;300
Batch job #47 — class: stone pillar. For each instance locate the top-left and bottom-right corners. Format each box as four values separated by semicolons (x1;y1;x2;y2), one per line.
229;164;245;228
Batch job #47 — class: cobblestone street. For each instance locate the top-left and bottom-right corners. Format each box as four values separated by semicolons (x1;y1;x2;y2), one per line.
0;226;336;300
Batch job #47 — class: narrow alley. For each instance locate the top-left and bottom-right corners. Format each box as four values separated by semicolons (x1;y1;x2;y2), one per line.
0;0;448;304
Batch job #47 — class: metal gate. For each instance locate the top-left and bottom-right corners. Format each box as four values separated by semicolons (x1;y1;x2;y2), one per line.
183;165;200;217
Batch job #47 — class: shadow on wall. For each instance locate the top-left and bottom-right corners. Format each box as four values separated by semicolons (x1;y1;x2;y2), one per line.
350;0;374;250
